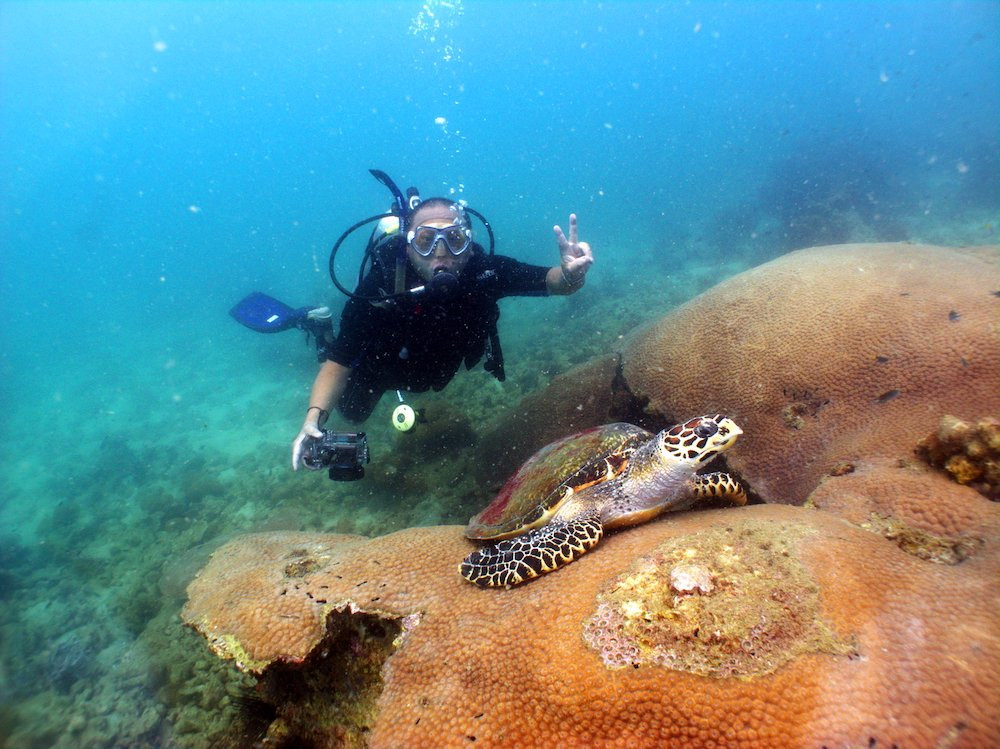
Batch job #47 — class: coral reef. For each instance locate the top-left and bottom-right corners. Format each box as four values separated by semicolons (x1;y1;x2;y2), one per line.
917;414;1000;500
620;243;1000;504
476;244;1000;507
11;241;995;747
184;505;1000;748
46;630;99;694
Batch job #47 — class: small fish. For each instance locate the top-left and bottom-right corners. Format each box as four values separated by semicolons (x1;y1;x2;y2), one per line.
949;310;961;322
876;389;902;403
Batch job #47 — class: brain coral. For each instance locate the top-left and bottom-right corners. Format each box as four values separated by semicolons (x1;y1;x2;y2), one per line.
622;243;1000;504
184;505;1000;748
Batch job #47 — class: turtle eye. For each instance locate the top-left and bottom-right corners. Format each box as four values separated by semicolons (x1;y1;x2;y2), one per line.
694;420;718;439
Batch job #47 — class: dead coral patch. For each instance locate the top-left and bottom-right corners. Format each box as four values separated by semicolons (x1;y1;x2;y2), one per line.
254;608;403;749
862;513;984;565
583;521;855;678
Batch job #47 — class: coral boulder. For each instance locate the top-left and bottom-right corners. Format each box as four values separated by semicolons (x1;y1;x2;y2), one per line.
622;243;1000;503
184;505;1000;748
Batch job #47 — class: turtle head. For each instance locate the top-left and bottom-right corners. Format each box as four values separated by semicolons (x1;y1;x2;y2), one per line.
657;415;742;466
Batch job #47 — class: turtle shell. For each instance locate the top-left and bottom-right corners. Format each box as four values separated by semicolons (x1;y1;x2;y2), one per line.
466;423;652;540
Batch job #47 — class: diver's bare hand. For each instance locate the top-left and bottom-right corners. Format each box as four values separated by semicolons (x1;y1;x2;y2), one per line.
291;422;324;470
553;213;593;284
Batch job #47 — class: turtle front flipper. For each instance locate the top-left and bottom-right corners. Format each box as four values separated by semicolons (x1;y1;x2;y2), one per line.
460;513;603;588
692;472;747;506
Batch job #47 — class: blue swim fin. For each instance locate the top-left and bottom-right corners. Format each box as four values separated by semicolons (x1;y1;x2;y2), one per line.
229;292;310;333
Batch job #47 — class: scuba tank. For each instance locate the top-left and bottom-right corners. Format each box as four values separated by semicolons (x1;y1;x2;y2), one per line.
367;184;421;296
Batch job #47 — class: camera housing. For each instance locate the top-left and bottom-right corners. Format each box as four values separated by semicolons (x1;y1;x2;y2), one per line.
301;430;370;481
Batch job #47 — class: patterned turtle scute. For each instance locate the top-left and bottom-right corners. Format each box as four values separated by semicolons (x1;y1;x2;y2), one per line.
466;423;651;540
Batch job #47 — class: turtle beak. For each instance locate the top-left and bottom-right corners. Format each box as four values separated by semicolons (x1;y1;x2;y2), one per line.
717;418;743;444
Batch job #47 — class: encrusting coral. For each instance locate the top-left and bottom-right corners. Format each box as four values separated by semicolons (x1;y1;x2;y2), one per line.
184;505;1000;749
917;414;1000;500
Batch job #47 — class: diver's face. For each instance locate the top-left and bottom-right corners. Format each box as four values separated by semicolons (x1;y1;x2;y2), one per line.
406;203;473;283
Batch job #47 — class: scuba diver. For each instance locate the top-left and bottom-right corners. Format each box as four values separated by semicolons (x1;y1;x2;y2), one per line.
290;172;593;472
231;169;594;476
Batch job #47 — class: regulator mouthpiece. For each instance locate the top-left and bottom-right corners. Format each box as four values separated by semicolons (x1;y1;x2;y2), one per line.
426;269;459;296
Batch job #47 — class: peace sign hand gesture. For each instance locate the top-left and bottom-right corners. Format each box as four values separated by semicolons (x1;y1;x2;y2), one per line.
553;213;594;291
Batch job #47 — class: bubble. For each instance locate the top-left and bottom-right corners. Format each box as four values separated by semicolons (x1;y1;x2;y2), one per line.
409;0;464;63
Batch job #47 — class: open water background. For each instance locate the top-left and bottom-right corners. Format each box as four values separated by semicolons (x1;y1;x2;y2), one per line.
1;1;997;746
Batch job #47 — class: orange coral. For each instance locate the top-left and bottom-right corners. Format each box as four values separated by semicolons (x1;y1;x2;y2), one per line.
806;457;994;563
184;532;368;671
184;505;1000;748
621;243;1000;504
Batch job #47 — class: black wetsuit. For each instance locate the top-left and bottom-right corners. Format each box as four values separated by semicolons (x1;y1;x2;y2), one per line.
320;244;550;422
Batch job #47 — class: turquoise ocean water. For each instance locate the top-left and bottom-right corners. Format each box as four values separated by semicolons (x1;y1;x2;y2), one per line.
1;1;997;746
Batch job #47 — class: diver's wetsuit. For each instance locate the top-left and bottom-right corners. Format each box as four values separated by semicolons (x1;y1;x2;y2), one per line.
320;244;550;422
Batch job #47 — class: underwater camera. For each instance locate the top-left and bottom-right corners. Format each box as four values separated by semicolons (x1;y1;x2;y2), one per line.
301;431;370;481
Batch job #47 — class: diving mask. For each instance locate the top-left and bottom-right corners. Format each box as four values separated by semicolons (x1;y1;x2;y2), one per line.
407;224;472;257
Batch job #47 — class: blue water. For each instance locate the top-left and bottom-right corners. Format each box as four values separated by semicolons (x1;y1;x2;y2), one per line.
1;1;997;746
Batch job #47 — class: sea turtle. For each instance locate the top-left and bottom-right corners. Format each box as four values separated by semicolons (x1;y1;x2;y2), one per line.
460;415;746;587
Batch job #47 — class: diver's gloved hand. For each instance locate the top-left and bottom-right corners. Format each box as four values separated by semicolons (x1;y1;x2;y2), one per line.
291;417;325;471
553;213;594;289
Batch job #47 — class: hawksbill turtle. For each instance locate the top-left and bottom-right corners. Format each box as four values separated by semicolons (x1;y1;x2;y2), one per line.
460;415;746;587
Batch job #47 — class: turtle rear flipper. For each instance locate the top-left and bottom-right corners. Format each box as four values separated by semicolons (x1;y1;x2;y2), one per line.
692;472;746;505
460;513;603;588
